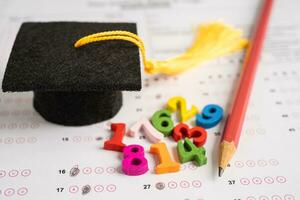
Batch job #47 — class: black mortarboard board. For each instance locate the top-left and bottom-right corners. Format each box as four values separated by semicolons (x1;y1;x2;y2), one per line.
2;22;141;126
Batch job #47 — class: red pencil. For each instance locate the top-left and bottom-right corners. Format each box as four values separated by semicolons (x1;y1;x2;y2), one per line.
219;0;274;177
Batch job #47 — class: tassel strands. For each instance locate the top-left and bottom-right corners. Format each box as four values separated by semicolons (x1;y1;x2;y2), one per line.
75;22;248;75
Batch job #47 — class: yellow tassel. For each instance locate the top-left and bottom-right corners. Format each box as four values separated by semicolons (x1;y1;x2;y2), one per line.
74;22;248;75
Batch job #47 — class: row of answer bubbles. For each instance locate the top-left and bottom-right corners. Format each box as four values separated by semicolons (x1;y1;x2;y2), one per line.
246;194;295;200
240;176;287;185
161;180;202;190
69;184;116;194
0;137;37;144
0;187;28;197
0;110;35;117
234;159;279;168
69;166;121;177
0;169;31;178
0;123;40;130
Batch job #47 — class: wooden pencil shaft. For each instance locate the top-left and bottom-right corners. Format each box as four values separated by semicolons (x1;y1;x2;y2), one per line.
222;0;274;147
219;0;274;174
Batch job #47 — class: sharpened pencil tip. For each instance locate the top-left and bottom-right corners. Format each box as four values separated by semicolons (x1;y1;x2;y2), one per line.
218;167;224;177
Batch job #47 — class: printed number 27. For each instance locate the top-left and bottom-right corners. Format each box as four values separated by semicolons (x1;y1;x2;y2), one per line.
143;184;150;189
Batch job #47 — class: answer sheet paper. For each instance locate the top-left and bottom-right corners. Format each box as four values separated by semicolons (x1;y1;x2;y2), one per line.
0;0;300;199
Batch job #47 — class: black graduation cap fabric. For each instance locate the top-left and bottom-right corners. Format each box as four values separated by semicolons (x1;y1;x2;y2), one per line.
2;22;141;126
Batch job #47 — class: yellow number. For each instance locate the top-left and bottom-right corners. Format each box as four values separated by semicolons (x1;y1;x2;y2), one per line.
167;96;198;122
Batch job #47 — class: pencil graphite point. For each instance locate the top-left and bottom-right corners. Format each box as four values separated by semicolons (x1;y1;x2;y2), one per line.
218;140;236;175
218;167;224;177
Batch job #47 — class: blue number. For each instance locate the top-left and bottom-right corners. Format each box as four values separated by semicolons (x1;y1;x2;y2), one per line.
196;104;223;129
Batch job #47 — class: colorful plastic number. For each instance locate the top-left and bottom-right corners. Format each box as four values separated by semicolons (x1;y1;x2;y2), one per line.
172;123;207;147
150;142;180;174
104;123;126;152
177;138;207;166
196;104;223;129
151;109;174;136
122;145;149;176
167;96;198;122
128;118;164;143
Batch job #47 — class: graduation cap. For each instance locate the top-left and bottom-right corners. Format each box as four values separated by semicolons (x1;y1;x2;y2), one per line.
2;22;141;126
